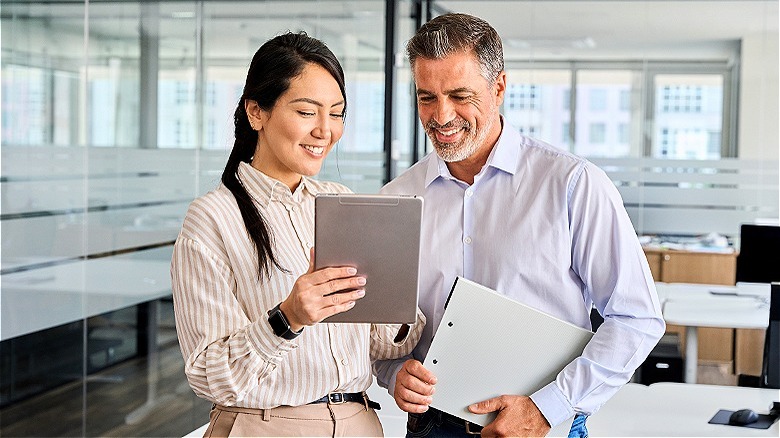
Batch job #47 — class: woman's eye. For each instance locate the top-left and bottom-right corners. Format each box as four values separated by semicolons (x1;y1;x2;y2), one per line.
298;111;315;117
330;113;345;119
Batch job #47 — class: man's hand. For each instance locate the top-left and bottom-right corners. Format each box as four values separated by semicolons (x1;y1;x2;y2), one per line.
468;395;551;437
393;359;437;413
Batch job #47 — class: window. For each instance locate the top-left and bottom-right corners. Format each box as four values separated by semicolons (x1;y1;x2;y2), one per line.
503;69;571;147
574;70;635;157
652;74;724;159
589;89;608;111
589;123;606;144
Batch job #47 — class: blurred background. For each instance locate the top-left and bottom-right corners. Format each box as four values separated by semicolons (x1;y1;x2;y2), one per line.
1;1;777;436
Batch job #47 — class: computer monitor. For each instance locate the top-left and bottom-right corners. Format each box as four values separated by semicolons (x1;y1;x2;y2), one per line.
736;224;780;284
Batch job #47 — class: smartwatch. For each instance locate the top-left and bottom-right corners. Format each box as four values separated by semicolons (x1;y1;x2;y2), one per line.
267;303;303;340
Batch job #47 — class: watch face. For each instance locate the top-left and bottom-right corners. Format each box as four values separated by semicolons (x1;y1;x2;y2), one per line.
268;304;300;340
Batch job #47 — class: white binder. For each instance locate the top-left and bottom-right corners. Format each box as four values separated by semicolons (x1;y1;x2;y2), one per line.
424;277;594;426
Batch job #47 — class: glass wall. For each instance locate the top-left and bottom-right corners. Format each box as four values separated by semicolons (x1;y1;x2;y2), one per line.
1;1;778;436
1;1;393;436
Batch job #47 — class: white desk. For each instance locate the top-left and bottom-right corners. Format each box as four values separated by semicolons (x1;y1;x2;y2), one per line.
1;256;173;341
549;382;779;437
1;251;174;425
659;282;770;383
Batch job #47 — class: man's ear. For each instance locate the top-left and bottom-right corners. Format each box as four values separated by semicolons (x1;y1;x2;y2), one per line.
245;99;265;131
493;71;507;107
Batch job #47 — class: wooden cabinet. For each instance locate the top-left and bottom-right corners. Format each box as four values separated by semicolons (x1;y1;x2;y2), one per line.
644;249;736;285
644;248;737;368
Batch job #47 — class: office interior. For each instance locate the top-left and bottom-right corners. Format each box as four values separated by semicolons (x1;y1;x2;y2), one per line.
1;0;778;436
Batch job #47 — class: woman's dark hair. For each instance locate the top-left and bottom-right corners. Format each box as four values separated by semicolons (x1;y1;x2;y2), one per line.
222;31;346;279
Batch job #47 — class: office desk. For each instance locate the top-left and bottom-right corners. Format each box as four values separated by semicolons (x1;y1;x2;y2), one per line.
549;383;779;437
659;283;770;383
1;253;174;424
1;257;173;340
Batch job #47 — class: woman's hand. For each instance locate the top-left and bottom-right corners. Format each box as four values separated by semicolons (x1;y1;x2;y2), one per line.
279;248;365;331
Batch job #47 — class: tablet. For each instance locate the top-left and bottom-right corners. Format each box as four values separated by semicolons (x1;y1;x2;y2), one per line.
314;193;423;324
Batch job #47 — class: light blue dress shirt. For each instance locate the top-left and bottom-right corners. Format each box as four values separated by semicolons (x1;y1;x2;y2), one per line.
374;121;665;427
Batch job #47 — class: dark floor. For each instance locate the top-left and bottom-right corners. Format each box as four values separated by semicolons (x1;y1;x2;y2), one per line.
0;303;211;438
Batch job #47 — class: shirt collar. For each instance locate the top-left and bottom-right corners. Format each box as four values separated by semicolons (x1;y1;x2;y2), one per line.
423;115;517;187
236;161;318;206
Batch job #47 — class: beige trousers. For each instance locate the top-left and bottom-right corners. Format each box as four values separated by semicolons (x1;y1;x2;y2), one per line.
203;401;384;437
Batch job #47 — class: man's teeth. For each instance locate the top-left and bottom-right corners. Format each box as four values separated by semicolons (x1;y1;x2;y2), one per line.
438;128;460;136
303;145;324;154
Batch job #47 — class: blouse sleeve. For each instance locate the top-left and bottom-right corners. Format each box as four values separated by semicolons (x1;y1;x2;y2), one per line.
171;235;297;406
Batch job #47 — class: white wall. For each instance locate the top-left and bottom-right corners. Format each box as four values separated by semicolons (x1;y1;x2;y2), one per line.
738;32;780;161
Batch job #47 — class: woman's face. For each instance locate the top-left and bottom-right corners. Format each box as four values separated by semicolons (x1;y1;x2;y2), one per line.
247;62;345;190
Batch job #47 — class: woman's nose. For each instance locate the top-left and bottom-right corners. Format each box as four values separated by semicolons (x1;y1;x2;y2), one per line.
312;115;330;139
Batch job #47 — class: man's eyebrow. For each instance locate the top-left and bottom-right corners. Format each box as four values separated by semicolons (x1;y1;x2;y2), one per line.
416;87;476;96
289;97;345;108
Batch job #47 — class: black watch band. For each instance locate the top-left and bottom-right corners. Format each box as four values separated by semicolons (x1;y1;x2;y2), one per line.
267;303;303;340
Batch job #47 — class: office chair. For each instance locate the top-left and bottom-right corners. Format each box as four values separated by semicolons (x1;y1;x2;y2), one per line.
738;282;780;389
760;283;779;389
735;224;780;284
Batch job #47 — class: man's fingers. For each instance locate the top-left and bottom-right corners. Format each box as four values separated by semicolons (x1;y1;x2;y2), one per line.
394;385;432;414
405;359;438;385
468;396;502;414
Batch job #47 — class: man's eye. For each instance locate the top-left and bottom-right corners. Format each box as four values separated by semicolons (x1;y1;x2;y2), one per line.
418;96;434;103
452;95;469;101
330;113;345;119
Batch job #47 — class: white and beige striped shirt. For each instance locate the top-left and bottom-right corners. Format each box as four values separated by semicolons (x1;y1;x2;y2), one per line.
171;162;424;408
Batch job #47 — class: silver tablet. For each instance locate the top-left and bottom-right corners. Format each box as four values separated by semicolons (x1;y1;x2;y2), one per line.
314;193;423;324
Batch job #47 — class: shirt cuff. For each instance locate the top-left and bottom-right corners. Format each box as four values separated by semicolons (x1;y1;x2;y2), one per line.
385;362;405;397
530;382;574;428
245;318;297;366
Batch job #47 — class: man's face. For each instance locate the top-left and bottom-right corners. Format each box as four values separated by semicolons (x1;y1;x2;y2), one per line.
413;51;505;163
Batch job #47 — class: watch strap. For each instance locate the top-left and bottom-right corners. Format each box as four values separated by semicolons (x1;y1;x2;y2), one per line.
267;303;302;340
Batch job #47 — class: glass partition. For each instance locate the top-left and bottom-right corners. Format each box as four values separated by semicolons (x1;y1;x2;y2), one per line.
1;1;777;436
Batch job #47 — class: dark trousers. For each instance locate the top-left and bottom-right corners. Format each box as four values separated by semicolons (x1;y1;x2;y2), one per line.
406;407;588;438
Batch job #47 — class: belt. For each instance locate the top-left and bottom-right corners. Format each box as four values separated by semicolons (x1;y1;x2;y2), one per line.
431;407;483;435
309;392;381;410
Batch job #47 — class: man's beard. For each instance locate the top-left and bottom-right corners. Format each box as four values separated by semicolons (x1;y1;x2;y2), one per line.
425;111;495;163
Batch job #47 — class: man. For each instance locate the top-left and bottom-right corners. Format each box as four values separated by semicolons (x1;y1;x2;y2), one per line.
373;13;665;438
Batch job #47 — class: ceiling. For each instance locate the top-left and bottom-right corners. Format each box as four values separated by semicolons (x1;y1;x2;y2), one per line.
433;1;778;61
3;1;777;64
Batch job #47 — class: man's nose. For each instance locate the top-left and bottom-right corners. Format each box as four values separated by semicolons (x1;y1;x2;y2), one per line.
432;100;456;126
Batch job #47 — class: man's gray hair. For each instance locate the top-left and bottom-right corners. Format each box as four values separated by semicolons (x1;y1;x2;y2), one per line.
406;13;504;84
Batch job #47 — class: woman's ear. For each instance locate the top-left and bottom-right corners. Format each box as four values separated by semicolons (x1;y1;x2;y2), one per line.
245;99;265;131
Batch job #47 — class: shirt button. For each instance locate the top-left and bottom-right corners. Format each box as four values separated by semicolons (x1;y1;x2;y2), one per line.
465;189;474;197
464;236;472;245
341;359;348;366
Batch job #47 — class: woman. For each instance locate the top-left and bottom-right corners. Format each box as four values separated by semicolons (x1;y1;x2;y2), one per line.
171;32;424;437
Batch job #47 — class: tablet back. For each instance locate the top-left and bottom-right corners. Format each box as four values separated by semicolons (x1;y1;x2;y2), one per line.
315;194;422;324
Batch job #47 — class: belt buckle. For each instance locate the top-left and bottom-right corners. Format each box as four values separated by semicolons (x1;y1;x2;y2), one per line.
465;420;481;435
327;392;347;404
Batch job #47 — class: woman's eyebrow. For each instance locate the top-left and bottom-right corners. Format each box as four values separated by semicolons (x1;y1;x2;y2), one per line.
289;97;345;108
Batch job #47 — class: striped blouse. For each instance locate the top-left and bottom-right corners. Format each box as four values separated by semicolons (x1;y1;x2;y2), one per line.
171;161;425;408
